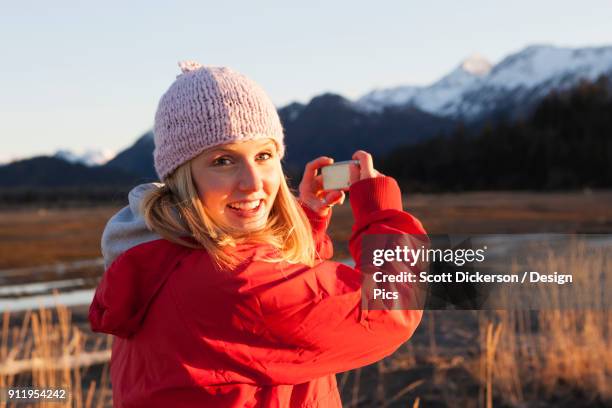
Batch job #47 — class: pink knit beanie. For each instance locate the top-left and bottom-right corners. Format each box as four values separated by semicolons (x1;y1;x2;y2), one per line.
153;61;285;180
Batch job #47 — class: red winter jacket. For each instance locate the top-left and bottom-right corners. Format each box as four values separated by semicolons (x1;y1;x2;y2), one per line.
89;176;426;407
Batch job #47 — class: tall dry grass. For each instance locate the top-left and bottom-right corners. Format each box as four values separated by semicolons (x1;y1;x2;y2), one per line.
475;240;612;406
0;296;112;408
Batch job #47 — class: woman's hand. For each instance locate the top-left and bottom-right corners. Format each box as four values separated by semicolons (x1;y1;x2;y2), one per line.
298;151;383;216
349;150;384;184
298;156;345;216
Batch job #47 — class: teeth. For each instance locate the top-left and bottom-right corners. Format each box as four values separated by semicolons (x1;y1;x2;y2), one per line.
228;200;261;210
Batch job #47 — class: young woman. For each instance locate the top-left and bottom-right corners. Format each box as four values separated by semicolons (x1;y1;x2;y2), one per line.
89;61;426;407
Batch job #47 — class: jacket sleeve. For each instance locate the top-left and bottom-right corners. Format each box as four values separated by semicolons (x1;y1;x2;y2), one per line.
237;176;426;384
299;201;334;261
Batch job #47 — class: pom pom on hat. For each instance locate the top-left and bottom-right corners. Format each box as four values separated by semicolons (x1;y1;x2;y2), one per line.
177;60;203;75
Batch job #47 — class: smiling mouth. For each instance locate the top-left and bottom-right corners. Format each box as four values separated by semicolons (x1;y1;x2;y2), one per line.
227;199;264;218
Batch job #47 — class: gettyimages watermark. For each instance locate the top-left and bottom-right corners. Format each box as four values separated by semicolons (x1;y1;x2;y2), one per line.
359;234;611;310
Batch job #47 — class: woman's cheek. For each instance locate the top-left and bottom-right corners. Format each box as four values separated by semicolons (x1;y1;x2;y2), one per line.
207;173;235;191
197;178;233;206
264;162;283;185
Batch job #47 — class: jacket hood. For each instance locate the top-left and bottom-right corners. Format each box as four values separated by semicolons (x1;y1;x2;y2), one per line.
101;183;164;269
92;183;191;338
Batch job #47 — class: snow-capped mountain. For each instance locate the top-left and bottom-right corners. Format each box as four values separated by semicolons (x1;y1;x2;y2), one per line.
356;44;612;121
413;53;492;115
54;148;115;166
355;85;420;113
356;53;492;114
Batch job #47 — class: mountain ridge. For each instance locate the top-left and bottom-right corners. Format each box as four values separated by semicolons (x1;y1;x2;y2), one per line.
356;44;612;121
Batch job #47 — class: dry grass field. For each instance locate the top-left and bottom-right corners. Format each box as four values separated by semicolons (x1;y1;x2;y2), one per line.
0;208;116;270
0;190;611;407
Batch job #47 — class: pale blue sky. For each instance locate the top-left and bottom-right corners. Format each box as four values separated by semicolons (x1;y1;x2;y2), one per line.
1;0;611;161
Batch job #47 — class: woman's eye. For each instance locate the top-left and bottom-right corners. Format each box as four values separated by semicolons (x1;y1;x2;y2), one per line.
257;152;273;161
213;157;233;166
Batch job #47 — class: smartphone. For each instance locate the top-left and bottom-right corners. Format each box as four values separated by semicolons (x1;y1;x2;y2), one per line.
321;160;360;191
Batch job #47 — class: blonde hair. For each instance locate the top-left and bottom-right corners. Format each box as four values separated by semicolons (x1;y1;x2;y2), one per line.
141;160;318;271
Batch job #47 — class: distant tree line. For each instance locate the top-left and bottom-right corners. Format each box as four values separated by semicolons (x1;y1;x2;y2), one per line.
380;76;612;192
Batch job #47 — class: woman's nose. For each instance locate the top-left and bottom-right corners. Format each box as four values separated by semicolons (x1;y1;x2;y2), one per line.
238;163;263;192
